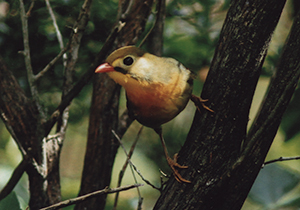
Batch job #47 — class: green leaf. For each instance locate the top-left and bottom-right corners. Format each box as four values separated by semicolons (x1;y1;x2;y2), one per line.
0;191;22;210
248;164;300;207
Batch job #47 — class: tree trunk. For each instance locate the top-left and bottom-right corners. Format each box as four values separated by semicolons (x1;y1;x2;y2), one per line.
0;57;48;209
74;1;153;209
153;0;295;209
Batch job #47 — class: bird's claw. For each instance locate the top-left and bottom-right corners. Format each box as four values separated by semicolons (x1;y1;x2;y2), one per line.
190;94;214;113
166;154;191;183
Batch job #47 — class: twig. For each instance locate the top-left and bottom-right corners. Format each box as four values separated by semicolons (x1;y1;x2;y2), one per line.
138;10;157;48
263;156;300;167
45;0;67;67
45;0;64;50
39;184;143;210
112;130;160;190
26;0;35;16
142;0;165;57
113;126;144;210
44;21;124;136
34;47;68;82
120;0;134;20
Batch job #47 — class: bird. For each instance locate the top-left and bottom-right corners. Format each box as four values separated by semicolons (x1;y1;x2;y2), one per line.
95;46;212;183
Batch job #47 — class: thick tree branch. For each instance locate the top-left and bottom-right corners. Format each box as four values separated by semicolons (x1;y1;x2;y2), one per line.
212;11;300;210
247;13;300;148
0;158;29;201
75;1;154;209
0;54;48;209
154;0;286;209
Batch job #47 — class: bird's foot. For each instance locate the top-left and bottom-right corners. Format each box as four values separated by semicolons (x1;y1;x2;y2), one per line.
190;94;214;113
167;154;191;183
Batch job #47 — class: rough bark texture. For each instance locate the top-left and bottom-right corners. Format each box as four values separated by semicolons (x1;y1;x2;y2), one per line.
154;0;290;209
0;57;48;209
74;1;153;209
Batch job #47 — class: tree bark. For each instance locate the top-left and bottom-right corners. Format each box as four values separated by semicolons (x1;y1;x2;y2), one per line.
154;0;290;209
0;57;48;209
74;1;153;209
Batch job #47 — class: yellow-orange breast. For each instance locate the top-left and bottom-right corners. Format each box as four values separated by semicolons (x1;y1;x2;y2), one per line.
121;73;192;128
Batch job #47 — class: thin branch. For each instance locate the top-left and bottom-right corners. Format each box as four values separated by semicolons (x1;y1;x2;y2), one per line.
263;156;300;167
19;0;38;100
45;0;64;50
44;22;125;136
26;0;35;16
39;184;143;210
113;126;144;210
138;14;156;48
44;0;67;67
120;0;134;20
0;158;29;201
112;130;161;191
138;0;165;52
34;47;69;82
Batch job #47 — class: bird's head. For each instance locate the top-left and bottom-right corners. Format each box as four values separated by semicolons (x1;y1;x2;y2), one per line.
95;45;192;95
95;45;178;85
95;46;150;82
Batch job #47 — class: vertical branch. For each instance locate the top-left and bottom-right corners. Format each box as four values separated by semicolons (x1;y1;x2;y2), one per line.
44;0;93;205
19;0;39;102
75;1;154;209
56;0;92;136
45;0;67;66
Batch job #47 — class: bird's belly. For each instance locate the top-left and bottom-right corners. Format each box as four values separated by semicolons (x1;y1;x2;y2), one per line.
126;86;189;128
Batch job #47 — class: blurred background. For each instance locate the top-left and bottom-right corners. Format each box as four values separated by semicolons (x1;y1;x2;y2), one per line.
1;0;300;209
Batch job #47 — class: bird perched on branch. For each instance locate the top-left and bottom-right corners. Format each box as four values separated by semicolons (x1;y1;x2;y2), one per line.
95;46;212;183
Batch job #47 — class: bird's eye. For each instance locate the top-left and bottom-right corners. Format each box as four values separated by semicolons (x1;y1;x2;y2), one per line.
123;56;134;66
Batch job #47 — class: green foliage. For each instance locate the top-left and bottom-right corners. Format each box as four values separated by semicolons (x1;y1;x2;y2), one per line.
281;88;300;141
249;164;300;209
0;191;22;210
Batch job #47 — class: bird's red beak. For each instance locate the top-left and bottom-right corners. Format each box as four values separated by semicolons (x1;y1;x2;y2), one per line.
95;63;115;73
